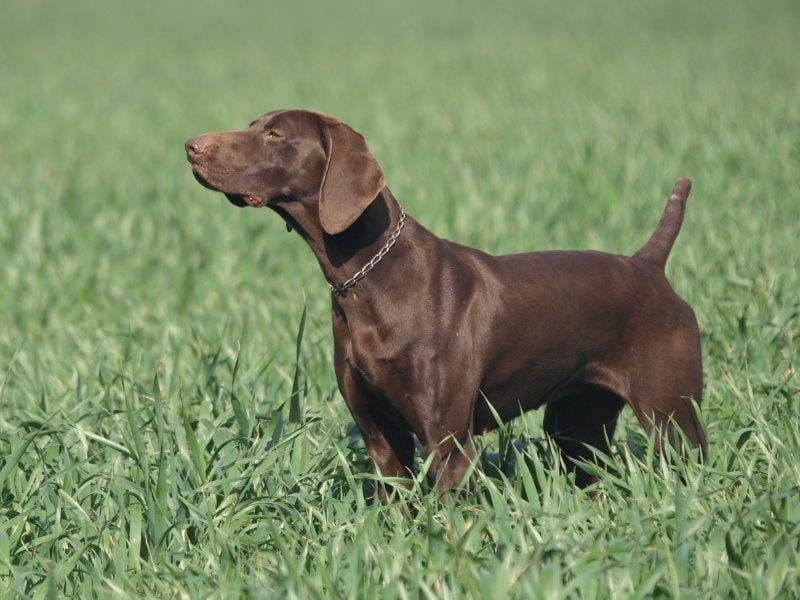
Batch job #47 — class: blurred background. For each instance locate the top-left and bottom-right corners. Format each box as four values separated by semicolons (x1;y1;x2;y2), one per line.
1;0;798;595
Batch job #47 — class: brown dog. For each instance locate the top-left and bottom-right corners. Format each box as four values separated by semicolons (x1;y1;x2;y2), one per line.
185;109;706;491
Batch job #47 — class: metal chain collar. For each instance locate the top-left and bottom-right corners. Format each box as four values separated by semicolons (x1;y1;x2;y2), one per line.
329;205;406;296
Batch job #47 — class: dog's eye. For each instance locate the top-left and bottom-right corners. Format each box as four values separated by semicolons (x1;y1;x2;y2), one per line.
265;130;282;140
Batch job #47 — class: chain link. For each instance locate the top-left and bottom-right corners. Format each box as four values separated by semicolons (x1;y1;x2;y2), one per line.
330;205;406;295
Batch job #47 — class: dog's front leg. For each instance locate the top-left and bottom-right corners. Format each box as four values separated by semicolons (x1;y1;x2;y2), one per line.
423;433;477;493
332;315;417;501
413;390;478;493
335;365;416;502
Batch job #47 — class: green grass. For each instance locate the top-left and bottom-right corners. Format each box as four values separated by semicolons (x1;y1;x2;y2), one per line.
1;0;799;596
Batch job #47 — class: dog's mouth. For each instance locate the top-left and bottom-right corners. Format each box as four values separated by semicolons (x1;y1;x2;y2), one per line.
224;193;250;207
191;168;265;207
224;193;267;207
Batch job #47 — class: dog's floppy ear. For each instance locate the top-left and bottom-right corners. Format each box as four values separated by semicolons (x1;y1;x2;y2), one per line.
318;120;385;235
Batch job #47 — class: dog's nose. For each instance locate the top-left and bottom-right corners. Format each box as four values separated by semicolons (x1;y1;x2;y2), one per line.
185;136;211;159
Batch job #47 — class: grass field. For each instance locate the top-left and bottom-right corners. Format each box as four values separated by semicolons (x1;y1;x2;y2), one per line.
2;0;799;596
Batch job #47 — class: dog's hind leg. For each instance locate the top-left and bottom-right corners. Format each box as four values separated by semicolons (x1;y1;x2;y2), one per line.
600;330;707;458
543;385;625;487
628;374;707;458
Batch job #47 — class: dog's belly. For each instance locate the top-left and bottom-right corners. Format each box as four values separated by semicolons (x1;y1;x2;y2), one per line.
473;353;587;433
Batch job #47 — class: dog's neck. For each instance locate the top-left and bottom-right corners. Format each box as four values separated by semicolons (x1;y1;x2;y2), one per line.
272;187;413;297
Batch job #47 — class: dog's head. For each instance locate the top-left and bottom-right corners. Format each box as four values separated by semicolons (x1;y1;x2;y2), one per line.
185;109;385;235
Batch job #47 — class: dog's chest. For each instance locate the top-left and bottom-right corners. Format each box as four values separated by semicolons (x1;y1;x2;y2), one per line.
341;320;414;391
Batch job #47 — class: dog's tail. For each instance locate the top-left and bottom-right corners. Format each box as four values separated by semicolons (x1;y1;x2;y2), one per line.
633;177;692;269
